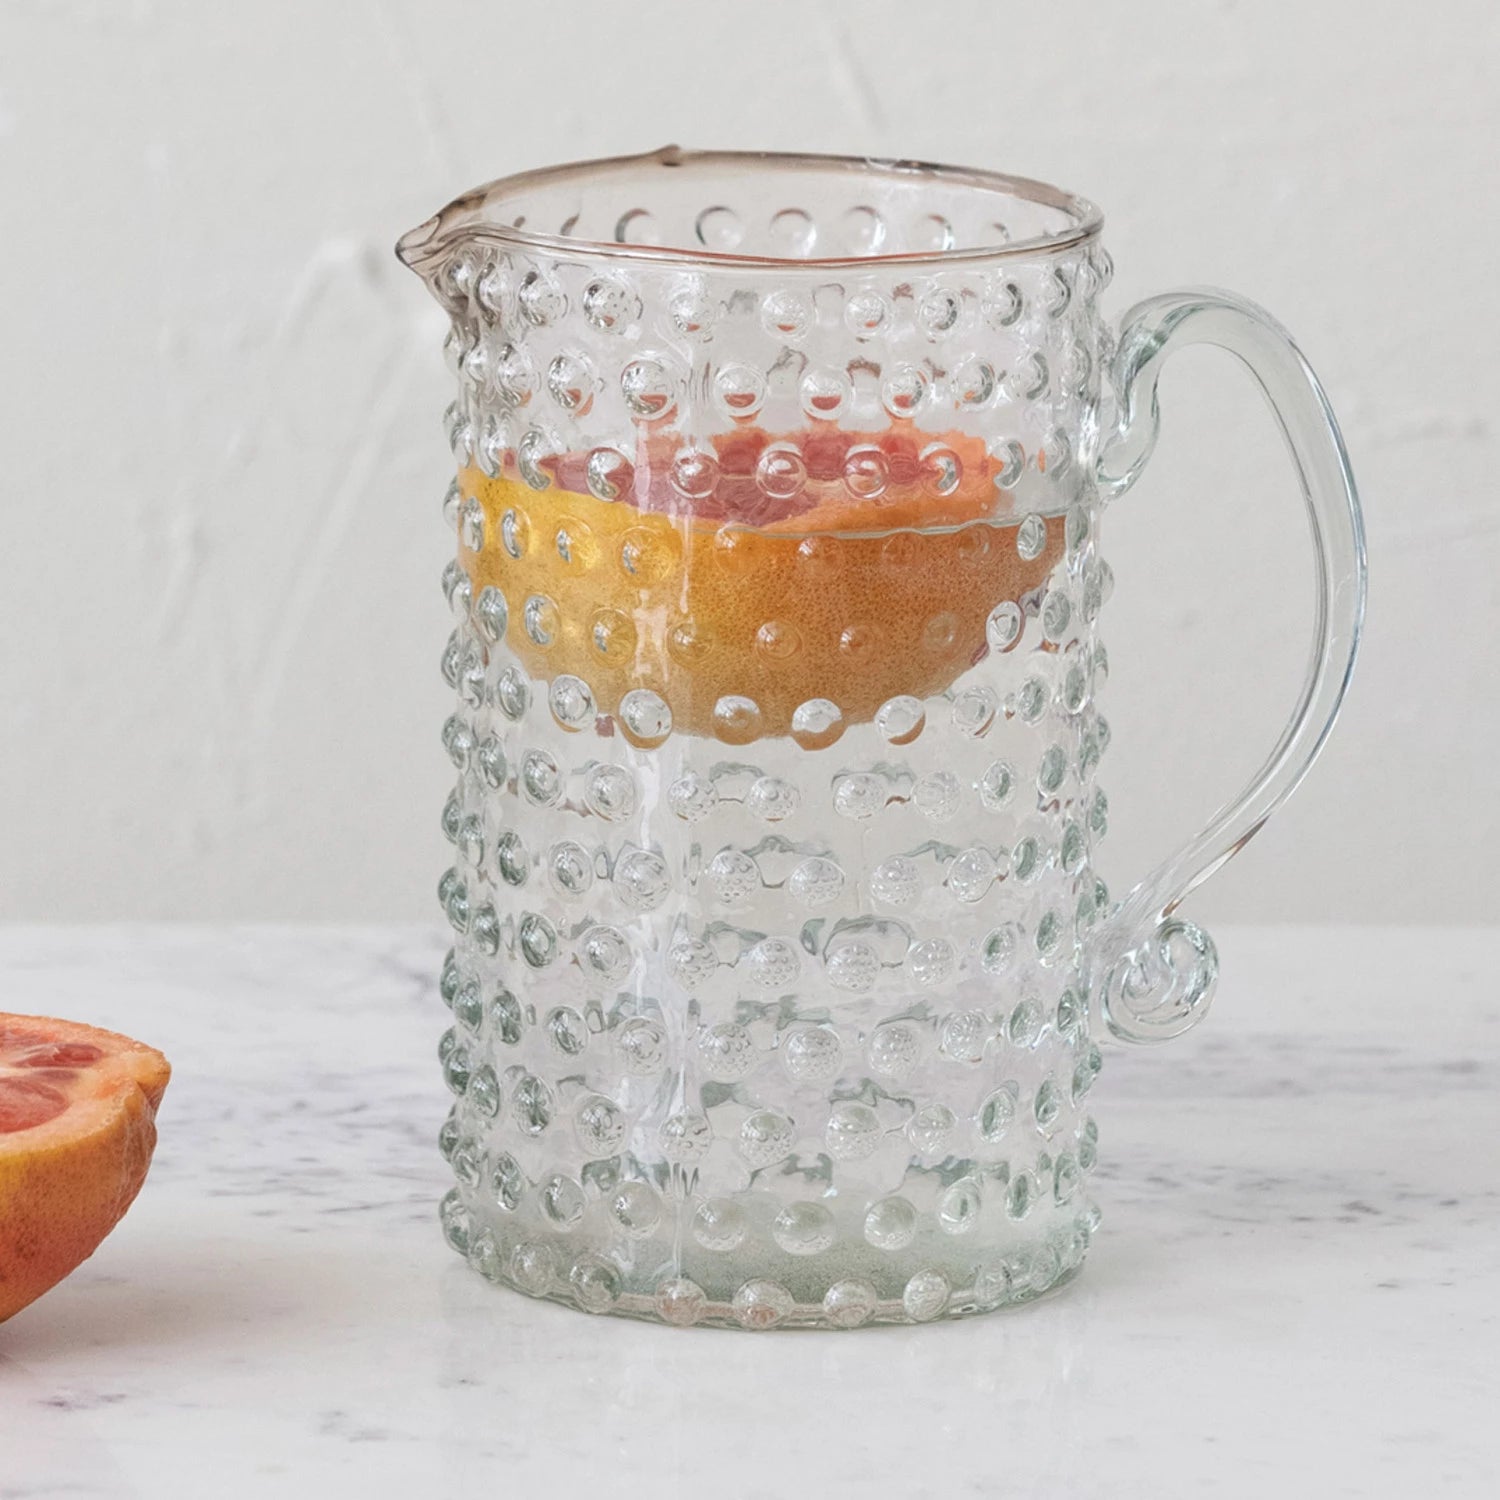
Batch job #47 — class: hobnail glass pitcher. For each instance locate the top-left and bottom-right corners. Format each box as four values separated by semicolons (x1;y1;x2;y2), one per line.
398;148;1365;1329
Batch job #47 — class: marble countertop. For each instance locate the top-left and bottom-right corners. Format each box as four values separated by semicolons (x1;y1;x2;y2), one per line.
1;926;1495;1497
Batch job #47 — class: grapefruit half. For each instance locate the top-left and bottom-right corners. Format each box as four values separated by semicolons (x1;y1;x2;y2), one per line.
0;1014;170;1323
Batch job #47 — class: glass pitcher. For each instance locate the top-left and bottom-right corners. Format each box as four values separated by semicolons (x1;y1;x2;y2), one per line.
398;148;1365;1328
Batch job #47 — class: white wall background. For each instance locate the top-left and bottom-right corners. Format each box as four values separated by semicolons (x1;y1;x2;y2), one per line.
1;0;1494;923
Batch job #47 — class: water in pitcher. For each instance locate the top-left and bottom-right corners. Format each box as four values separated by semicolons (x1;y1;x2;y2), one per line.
437;419;1109;1324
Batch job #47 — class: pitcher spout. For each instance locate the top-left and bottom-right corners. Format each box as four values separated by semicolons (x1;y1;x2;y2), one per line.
394;213;443;278
395;177;499;307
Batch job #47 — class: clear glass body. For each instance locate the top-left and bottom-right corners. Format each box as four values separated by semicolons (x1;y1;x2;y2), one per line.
399;149;1365;1328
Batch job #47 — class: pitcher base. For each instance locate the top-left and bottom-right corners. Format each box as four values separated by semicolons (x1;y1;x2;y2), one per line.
448;1211;1093;1329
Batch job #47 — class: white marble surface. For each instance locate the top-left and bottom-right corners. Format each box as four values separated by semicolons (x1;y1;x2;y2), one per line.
1;926;1496;1498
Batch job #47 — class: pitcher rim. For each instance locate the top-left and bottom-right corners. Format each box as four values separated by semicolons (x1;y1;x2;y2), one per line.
395;145;1104;277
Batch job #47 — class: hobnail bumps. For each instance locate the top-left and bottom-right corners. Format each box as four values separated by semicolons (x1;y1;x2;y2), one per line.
414;157;1120;1326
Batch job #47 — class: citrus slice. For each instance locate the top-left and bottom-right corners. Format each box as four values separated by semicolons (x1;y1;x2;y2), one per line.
459;426;1063;742
0;1014;170;1323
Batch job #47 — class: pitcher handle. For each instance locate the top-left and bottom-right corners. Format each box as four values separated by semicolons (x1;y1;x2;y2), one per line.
1089;288;1367;1043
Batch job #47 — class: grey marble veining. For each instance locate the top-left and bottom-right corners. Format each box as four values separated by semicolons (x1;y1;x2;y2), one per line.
1;926;1496;1497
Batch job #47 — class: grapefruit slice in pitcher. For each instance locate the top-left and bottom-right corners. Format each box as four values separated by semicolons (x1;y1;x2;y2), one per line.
0;1014;170;1323
459;425;1064;742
